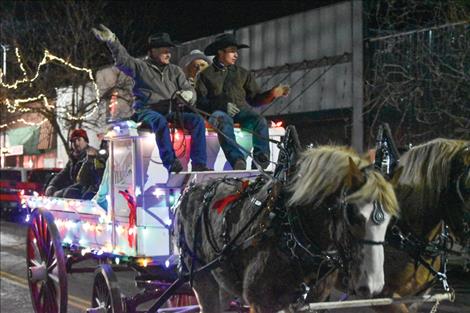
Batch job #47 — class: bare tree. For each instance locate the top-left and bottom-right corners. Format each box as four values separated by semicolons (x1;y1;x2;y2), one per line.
364;0;470;147
0;1;137;157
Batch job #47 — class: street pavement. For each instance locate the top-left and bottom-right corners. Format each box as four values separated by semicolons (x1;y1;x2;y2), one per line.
1;220;469;312
0;220;140;313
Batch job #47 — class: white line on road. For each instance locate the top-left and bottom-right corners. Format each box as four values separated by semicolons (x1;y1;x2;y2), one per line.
0;270;89;310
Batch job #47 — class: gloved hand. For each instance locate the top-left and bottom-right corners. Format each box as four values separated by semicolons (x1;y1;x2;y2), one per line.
227;102;240;117
270;84;290;98
91;24;116;43
175;90;193;104
44;185;57;197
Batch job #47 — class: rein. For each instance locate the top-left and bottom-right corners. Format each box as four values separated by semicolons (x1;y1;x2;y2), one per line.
387;223;454;291
383;145;470;293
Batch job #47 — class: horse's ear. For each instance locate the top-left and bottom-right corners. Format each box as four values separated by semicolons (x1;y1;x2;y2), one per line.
362;149;375;163
346;157;366;188
390;166;404;186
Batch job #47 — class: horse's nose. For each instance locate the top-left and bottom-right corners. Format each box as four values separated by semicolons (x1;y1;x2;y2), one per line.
356;286;372;298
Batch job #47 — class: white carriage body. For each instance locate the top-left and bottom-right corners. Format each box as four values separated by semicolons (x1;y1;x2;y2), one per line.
24;122;285;261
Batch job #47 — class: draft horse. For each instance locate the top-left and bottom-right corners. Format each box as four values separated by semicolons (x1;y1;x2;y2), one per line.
376;138;470;313
175;145;399;312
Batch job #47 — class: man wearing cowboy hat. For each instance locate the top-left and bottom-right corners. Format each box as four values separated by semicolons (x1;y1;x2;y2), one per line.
196;33;289;170
92;25;211;173
179;49;212;86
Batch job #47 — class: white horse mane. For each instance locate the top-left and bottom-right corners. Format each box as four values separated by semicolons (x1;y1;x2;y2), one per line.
288;145;399;216
398;138;469;198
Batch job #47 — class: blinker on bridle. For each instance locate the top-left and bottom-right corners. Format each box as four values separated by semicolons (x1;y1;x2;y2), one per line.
336;188;386;246
372;201;386;225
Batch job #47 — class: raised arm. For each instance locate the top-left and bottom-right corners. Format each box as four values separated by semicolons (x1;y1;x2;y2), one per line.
92;24;140;78
244;71;290;106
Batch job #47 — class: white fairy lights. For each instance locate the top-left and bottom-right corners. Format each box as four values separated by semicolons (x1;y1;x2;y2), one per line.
1;47;101;128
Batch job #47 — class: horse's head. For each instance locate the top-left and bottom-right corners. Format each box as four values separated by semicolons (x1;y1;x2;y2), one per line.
288;146;399;298
397;139;470;242
336;158;398;297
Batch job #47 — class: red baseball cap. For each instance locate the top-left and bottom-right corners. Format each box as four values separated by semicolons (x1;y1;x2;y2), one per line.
70;129;89;143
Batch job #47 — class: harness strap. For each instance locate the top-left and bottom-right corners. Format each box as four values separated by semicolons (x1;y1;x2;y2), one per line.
388;223;452;291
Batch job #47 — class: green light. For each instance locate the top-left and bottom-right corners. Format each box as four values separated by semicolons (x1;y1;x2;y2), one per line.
169;195;175;205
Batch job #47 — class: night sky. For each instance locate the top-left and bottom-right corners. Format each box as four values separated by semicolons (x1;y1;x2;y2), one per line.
106;1;339;42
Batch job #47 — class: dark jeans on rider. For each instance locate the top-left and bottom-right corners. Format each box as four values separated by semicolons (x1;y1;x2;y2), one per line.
135;108;207;170
53;183;83;199
208;109;269;167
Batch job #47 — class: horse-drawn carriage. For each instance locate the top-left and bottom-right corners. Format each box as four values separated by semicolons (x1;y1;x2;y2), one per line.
22;121;467;313
23;121;285;312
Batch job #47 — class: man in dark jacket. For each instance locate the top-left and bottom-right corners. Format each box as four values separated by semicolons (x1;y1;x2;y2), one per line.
92;24;210;173
196;33;289;170
45;129;102;199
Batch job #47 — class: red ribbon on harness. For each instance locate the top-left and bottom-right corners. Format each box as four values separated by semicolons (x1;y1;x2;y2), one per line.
212;180;249;215
119;190;136;248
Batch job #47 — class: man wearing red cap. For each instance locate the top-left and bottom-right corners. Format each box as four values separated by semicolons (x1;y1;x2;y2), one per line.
45;129;102;199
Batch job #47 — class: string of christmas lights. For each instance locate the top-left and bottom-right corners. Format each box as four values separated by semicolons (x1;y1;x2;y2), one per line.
1;48;101;128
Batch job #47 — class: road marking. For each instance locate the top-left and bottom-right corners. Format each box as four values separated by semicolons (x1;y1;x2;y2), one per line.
0;244;25;252
0;270;89;310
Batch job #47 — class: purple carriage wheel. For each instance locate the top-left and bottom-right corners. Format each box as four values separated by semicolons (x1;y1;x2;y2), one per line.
90;264;124;313
26;208;68;313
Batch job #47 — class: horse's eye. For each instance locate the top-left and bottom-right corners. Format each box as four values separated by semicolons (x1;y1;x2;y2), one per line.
347;204;365;226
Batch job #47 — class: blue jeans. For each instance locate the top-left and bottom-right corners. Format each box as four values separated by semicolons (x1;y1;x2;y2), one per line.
135;109;207;169
208;109;270;167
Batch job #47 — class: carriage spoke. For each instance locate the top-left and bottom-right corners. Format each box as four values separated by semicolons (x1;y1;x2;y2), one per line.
48;258;57;271
42;222;51;259
47;279;59;312
28;211;66;313
32;241;42;261
37;219;48;261
31;222;43;258
47;241;55;267
32;282;42;306
48;273;59;284
46;281;57;312
37;287;45;313
30;258;42;268
42;214;48;241
39;282;46;308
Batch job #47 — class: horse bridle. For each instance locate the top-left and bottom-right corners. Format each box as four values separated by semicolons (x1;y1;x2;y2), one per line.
446;146;470;247
337;187;387;246
455;164;470;205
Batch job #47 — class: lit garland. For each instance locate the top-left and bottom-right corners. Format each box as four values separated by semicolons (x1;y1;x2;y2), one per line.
0;117;48;129
0;48;101;127
5;94;53;112
15;47;28;79
22;194;139;257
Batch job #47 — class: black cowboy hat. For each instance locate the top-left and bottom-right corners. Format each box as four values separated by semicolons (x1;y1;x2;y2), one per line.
147;32;176;49
204;33;249;56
